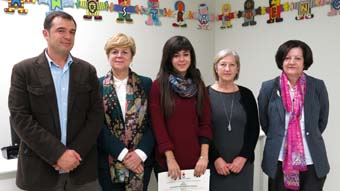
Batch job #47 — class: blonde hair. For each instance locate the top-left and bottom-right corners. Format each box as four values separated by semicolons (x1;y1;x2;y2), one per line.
213;49;240;81
104;33;136;57
221;3;231;13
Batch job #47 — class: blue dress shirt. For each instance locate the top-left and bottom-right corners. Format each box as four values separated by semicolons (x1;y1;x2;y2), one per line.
45;51;73;145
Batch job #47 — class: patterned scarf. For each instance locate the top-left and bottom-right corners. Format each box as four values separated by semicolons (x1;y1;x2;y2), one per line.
102;69;147;190
169;74;197;98
280;72;307;190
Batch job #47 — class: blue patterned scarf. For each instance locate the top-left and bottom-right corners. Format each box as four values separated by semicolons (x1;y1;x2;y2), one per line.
169;74;197;98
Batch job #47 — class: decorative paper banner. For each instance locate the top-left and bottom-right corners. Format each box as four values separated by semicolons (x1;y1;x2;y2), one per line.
218;3;236;29
265;0;290;23
238;0;262;26
75;0;108;20
328;0;340;16
172;0;187;27
291;0;315;20
4;0;36;14
197;3;210;30
163;7;173;17
114;0;134;23
38;0;74;15
1;0;340;26
145;0;161;25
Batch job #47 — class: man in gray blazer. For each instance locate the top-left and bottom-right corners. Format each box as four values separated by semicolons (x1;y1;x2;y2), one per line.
8;11;103;191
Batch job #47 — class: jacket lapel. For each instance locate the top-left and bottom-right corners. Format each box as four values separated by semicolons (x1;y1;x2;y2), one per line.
303;75;312;131
272;77;285;122
67;58;80;117
33;52;61;135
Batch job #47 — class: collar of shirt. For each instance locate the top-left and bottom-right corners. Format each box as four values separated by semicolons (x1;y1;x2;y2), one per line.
45;50;73;70
113;76;128;89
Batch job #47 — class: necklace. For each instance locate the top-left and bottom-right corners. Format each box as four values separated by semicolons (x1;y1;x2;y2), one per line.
217;85;235;131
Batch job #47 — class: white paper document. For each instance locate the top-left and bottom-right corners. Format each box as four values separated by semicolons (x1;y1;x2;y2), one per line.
158;169;210;191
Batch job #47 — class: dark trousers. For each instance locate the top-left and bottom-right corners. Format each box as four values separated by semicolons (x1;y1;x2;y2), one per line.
99;161;154;191
269;162;326;191
27;174;101;191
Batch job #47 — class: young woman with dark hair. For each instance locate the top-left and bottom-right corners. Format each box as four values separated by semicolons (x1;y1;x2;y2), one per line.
150;36;212;180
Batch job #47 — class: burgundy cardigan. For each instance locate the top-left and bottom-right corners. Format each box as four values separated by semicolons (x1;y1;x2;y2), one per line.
149;80;212;169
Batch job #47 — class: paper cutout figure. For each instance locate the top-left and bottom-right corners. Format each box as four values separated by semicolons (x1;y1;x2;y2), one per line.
115;0;134;23
4;0;35;14
75;0;108;20
172;1;186;27
38;0;74;15
197;3;210;30
187;10;194;19
266;0;290;23
238;0;261;26
328;0;340;16
291;0;315;20
145;0;161;25
218;3;235;29
163;8;172;17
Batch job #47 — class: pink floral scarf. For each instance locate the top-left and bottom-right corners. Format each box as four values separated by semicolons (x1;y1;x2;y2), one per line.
280;72;307;190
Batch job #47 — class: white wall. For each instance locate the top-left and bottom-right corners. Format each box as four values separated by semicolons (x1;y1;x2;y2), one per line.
214;0;340;190
0;1;215;148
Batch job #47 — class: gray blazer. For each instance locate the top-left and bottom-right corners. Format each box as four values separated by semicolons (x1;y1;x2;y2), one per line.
258;74;330;179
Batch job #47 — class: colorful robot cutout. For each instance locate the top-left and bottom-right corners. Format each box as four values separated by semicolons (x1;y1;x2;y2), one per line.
75;0;108;20
238;0;261;27
328;0;340;16
4;0;36;14
114;0;134;23
218;3;235;29
145;0;161;26
291;0;316;20
172;1;187;27
266;0;290;23
197;3;210;30
38;0;74;15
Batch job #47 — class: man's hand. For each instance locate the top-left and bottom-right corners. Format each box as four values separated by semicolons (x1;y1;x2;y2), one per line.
54;149;81;172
